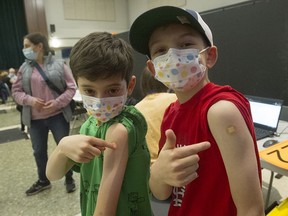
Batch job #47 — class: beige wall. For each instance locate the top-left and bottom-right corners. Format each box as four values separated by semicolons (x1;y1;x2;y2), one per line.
43;0;251;48
44;0;129;47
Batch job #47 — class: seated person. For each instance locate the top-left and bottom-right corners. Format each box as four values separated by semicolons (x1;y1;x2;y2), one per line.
7;68;17;88
0;80;9;104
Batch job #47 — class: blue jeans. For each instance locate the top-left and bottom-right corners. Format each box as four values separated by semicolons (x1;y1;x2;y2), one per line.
29;113;73;181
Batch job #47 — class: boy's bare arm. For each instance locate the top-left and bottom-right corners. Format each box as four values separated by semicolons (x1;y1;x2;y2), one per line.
149;129;210;200
208;100;265;216
46;135;116;181
94;123;129;216
46;142;75;181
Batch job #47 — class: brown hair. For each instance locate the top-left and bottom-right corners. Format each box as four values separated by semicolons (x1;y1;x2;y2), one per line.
69;32;133;85
24;32;51;56
140;67;168;96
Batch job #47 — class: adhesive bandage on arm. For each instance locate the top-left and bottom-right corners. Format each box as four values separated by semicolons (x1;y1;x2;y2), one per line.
226;126;236;134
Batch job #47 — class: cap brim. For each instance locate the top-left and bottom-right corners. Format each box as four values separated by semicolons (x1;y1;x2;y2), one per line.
129;6;206;56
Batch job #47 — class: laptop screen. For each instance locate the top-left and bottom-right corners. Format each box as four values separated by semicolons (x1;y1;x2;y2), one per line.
246;95;283;131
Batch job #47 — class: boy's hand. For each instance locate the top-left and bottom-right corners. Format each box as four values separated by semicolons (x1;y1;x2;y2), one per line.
151;129;210;187
59;135;116;163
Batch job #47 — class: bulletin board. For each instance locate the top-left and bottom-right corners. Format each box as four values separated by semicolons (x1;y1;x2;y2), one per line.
63;0;115;21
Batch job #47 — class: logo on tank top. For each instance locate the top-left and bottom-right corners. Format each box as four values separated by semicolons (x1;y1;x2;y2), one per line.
172;143;187;207
172;186;186;207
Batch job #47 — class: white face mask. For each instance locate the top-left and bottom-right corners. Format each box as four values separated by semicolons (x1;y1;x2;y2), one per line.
153;48;208;92
22;47;38;60
81;94;127;124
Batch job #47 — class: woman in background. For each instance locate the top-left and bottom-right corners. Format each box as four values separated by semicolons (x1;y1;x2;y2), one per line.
12;32;77;195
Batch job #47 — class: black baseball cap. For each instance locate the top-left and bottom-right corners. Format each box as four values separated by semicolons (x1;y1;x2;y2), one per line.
129;6;213;56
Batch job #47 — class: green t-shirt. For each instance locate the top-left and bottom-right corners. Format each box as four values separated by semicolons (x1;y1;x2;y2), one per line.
74;106;153;216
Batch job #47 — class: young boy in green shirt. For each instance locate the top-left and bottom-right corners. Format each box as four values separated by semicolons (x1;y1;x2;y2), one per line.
46;32;153;216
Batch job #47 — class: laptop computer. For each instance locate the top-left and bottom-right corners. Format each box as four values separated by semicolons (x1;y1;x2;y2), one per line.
246;95;283;140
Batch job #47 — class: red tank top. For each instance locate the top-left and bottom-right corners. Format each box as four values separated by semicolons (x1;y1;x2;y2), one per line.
159;83;261;216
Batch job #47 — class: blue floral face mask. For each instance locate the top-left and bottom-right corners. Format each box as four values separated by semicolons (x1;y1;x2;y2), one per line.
153;47;209;92
22;47;38;60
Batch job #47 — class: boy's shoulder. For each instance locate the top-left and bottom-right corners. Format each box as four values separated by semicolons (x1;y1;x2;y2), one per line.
80;106;147;136
118;105;147;129
108;106;148;140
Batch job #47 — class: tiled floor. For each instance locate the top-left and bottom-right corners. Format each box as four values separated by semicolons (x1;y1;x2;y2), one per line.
0;101;287;216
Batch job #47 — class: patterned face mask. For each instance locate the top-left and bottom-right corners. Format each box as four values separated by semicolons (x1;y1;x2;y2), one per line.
153;48;208;92
81;94;127;124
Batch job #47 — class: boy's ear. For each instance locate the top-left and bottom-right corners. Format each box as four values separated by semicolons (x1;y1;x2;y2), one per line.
127;75;136;96
206;46;218;69
146;60;156;76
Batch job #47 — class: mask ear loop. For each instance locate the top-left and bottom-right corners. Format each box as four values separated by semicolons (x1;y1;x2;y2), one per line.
198;47;210;72
199;46;211;54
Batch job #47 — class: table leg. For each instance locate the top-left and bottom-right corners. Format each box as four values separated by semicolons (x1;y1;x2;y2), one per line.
265;171;274;209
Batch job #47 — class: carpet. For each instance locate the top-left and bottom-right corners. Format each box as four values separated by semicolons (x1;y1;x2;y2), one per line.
0;128;29;144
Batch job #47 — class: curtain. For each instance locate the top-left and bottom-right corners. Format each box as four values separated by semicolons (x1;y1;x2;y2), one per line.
0;0;27;70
